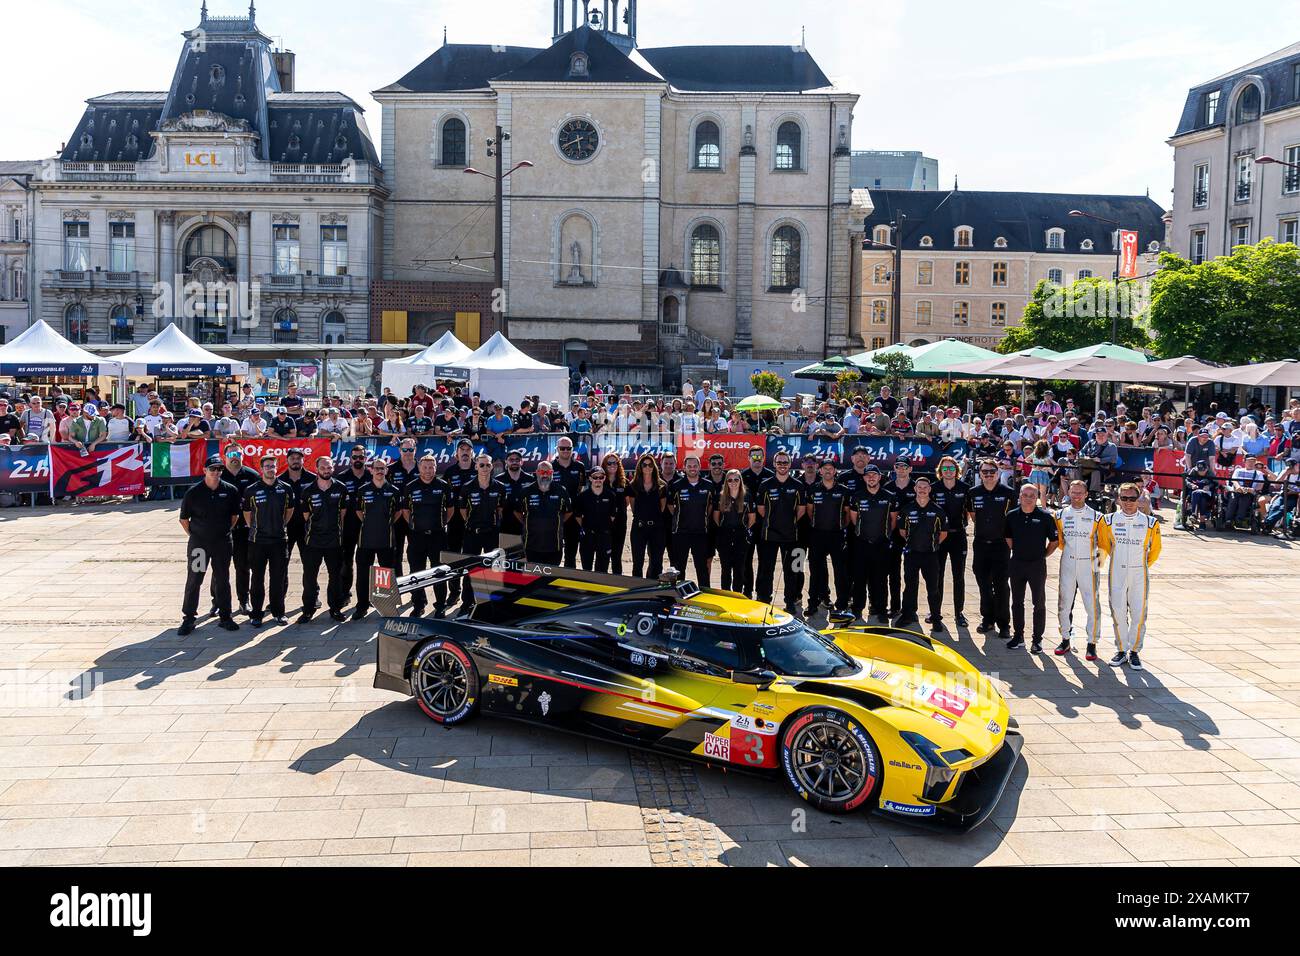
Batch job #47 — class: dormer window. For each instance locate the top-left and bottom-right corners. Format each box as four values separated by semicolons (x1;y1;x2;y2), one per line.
954;227;972;248
1081;238;1094;251
1147;240;1160;253
873;225;890;244
569;52;589;78
994;236;1007;248
1235;84;1261;124
919;235;932;247
1045;227;1065;250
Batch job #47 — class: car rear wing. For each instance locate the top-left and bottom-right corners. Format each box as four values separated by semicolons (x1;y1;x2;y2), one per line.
369;545;692;622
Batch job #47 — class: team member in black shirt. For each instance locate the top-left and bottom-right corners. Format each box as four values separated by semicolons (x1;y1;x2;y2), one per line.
806;458;851;616
756;451;806;614
627;454;667;579
885;458;919;619
968;459;1016;640
517;460;570;564
243;455;295;626
667;454;716;585
299;455;350;622
847;464;895;623
712;469;754;592
280;448;316;598
1003;483;1061;652
218;447;259;615
601;453;629;574
498;449;530;539
268;407;297;438
353;458;402;620
739;448;773;597
895;476;947;631
404;453;454;617
387;440;422;578
442;439;478;605
837;445;873;495
931;455;970;628
177;456;242;635
460;453;506;556
550;437;586;568
336;445;371;606
574;467;619;573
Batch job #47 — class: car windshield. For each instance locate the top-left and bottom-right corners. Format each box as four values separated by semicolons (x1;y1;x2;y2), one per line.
758;622;859;678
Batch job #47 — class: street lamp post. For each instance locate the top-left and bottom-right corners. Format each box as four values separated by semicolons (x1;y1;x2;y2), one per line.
465;129;533;339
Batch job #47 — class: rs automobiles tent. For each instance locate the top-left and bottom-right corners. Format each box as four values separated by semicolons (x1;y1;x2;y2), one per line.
114;323;249;377
462;332;569;408
0;320;122;376
380;331;475;396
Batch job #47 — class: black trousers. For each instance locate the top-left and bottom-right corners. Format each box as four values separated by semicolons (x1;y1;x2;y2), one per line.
460;528;500;607
887;535;906;615
716;528;748;592
184;536;232;622
562;518;580;569
580;532;613;574
850;537;891;618
900;550;942;624
936;534;968;616
742;538;758;598
354;546;396;613
248;538;289;617
525;548;562;565
445;515;466;603
302;544;345;615
670;531;711;585
757;539;804;608
610;519;627;574
406;532;448;613
339;521;361;604
808;529;850;609
630;520;665;580
972;540;1011;633
391;517;410;577
1009;556;1048;641
214;525;250;607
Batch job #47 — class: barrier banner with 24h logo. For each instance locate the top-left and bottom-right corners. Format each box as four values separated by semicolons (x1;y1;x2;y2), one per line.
48;443;146;498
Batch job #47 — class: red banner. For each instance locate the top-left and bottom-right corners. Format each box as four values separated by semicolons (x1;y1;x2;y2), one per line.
219;437;333;474
1153;448;1183;492
49;443;145;497
1119;229;1140;279
677;434;767;471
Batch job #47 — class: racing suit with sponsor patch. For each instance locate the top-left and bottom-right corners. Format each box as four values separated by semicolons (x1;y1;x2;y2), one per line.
1054;504;1102;644
1097;510;1162;654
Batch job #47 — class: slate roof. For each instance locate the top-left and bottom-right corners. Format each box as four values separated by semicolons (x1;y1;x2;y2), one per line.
267;106;379;165
61;106;164;163
1173;41;1300;137
863;190;1167;255
383;28;835;93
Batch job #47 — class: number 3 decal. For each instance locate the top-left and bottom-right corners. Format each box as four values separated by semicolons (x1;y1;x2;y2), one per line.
742;733;764;765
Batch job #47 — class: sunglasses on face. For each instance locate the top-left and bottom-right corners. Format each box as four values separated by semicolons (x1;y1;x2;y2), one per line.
1119;495;1138;502
477;464;492;469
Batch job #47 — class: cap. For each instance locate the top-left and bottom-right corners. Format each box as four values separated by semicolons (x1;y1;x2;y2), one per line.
505;449;523;459
456;438;474;449
286;447;304;457
205;455;223;469
864;463;881;475
1198;428;1210;436
188;409;200;416
254;397;266;405
851;445;869;456
260;455;277;465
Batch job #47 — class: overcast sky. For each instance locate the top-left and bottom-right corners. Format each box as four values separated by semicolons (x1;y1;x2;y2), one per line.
5;0;1288;206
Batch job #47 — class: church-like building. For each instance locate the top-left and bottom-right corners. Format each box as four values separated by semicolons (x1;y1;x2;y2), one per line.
374;1;866;387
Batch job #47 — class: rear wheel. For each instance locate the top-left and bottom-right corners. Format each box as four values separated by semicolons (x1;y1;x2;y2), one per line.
410;639;479;725
780;707;880;814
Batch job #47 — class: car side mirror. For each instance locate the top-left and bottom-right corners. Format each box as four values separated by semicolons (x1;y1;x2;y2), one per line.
732;668;777;688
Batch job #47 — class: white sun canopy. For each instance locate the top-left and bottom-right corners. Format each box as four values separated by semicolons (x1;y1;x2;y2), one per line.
114;323;248;377
463;333;569;407
380;332;475;396
0;320;122;376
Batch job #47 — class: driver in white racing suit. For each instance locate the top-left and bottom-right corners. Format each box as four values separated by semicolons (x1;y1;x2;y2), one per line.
1097;482;1162;671
1053;479;1103;661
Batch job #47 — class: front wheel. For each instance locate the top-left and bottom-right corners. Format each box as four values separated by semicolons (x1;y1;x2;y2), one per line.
410;639;480;725
780;707;881;814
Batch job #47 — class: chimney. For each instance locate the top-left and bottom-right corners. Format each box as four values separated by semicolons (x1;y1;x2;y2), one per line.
272;48;295;93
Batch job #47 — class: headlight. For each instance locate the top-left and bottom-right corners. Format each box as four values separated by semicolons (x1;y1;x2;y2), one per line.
900;731;958;802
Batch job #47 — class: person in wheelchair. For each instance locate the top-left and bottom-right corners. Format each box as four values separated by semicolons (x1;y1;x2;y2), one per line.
1081;425;1120;495
1261;459;1299;536
1178;460;1218;531
1224;454;1269;531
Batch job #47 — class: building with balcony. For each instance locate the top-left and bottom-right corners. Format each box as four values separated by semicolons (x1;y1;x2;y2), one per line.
30;5;385;354
374;1;865;387
1168;42;1300;263
860;189;1166;350
0;161;38;344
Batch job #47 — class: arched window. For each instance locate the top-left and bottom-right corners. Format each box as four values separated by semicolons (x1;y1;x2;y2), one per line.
109;304;133;344
183;225;235;273
1047;268;1064;285
274;307;299;344
1045;228;1065;250
919;235;933;247
440;117;466;167
1235;84;1261;123
954;226;973;247
993;236;1008;248
689;224;721;287
1078;269;1093;279
693;120;720;169
1081;238;1094;250
873;225;891;245
775;121;802;170
770;224;801;289
322;310;346;344
65;304;88;344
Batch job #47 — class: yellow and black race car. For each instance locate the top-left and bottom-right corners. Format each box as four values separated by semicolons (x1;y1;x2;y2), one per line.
370;551;1023;830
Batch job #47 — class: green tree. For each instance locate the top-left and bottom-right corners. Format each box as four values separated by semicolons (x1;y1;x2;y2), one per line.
998;277;1151;354
750;370;786;400
876;352;914;395
833;368;862;399
1146;239;1300;364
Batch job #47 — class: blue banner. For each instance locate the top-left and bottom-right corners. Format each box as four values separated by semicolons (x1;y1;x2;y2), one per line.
0;445;52;489
763;436;971;470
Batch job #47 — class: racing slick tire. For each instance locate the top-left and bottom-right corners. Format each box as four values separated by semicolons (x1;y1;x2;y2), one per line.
410;638;480;725
780;707;882;814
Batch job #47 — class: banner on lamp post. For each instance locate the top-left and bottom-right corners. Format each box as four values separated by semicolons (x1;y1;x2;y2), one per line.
1119;230;1140;279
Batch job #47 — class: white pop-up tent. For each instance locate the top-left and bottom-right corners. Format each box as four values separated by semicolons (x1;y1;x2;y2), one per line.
0;320;122;376
114;323;249;377
380;331;474;396
463;332;569;407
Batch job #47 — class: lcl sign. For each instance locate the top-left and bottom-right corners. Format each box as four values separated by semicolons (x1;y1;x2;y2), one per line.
183;151;223;168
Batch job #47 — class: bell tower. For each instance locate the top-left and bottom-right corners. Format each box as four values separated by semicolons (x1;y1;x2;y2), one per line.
553;0;638;46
